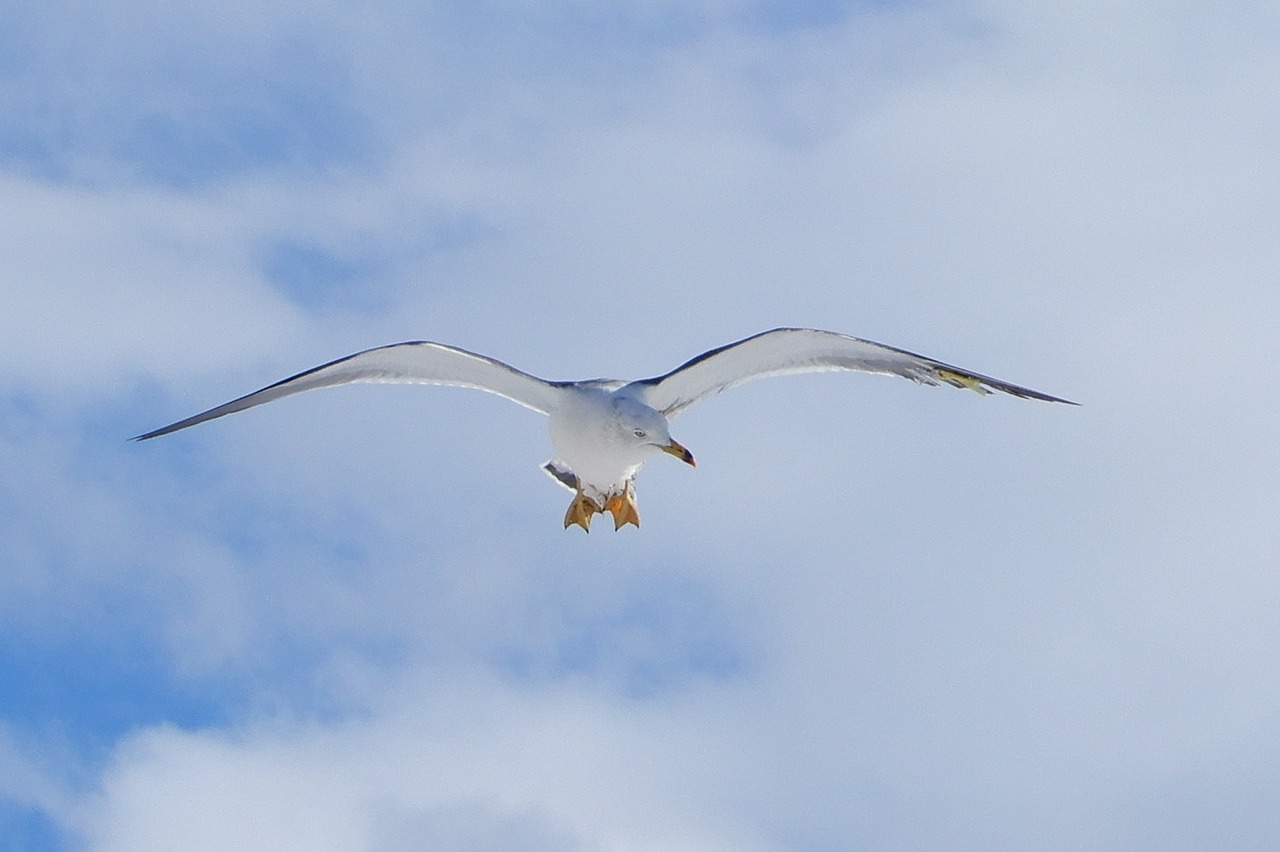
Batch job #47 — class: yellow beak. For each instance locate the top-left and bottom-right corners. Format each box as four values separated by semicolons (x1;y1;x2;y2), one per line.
661;439;696;467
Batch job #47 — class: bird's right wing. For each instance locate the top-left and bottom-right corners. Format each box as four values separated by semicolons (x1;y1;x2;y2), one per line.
134;341;565;440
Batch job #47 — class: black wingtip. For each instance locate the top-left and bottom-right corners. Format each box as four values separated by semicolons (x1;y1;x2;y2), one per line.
130;423;182;442
1021;390;1080;406
1027;388;1081;406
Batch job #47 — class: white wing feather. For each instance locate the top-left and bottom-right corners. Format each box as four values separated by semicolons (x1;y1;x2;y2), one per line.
628;327;1075;417
134;341;563;440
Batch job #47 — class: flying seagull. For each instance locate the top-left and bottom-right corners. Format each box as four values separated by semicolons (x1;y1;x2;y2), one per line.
135;327;1075;531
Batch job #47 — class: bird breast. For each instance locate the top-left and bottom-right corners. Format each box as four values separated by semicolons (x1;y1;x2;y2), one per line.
548;388;642;494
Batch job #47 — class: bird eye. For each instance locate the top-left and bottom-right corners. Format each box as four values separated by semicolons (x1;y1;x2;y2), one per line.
633;429;647;438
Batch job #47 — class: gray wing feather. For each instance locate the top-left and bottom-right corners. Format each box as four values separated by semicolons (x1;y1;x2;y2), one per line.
628;328;1076;417
134;341;563;440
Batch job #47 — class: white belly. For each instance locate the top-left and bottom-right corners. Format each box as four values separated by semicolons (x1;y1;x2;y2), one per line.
548;387;640;498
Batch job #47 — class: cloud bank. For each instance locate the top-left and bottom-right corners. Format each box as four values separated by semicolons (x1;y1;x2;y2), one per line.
3;1;1280;849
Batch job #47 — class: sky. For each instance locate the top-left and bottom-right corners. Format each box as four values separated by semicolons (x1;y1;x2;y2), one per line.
2;0;1280;849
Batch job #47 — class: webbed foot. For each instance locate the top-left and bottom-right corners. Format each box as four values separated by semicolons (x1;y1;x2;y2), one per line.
564;489;602;532
603;484;641;530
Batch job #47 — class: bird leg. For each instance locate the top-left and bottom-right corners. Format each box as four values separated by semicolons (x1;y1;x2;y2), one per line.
563;487;602;532
604;483;641;530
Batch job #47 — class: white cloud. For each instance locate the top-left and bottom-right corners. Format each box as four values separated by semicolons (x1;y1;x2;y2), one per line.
4;1;1280;850
74;677;760;852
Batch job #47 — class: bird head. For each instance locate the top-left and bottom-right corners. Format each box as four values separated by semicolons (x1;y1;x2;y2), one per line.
613;397;696;467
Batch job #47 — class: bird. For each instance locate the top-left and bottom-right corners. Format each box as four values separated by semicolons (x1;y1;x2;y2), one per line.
134;327;1076;531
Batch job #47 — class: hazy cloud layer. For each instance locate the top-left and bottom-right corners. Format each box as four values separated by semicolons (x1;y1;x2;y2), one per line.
3;1;1279;849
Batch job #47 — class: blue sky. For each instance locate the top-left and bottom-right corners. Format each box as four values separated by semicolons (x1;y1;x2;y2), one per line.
3;0;1280;849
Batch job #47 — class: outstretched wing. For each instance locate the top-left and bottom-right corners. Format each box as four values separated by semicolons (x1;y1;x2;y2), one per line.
628;327;1076;417
134;341;564;440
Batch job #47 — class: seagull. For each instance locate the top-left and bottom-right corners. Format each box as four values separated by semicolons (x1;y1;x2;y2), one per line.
135;327;1075;531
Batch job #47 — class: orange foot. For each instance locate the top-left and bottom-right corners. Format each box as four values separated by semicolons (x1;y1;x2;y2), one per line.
603;485;641;530
563;489;602;532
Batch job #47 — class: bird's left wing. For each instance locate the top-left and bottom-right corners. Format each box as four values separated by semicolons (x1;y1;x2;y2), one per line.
134;341;564;440
628;327;1076;417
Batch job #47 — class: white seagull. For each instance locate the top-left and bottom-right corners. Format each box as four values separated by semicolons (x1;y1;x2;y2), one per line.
135;327;1075;531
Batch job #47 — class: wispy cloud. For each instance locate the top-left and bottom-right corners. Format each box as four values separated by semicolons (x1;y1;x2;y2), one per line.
3;1;1280;850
